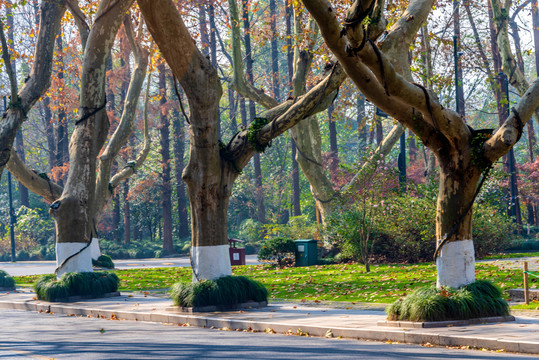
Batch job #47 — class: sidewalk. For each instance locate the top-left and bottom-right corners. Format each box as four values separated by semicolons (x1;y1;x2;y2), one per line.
1;288;538;355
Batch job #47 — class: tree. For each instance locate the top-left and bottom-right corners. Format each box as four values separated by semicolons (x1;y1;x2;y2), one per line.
6;3;150;277
137;0;344;280
302;0;539;288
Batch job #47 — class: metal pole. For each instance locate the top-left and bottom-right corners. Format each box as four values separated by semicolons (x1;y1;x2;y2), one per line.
524;261;530;305
3;96;16;262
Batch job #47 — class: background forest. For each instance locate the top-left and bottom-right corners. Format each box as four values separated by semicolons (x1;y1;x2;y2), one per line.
0;0;537;265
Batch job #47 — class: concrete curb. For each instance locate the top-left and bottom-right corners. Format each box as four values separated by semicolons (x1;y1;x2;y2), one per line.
0;299;538;354
379;315;516;328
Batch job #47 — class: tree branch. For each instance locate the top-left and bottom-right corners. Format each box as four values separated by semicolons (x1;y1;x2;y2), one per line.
227;0;279;109
7;150;63;203
0;18;18;99
485;79;539;161
65;0;90;49
95;17;148;213
0;0;66;179
301;0;458;153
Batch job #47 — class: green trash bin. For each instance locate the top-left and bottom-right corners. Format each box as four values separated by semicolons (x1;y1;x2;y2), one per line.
295;239;318;266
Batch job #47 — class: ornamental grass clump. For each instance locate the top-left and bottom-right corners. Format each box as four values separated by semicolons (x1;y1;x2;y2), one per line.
34;272;119;301
171;275;268;308
92;255;115;269
0;270;15;289
387;280;508;322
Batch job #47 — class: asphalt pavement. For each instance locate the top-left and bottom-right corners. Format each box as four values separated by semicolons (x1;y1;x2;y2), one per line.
0;308;536;360
0;288;538;356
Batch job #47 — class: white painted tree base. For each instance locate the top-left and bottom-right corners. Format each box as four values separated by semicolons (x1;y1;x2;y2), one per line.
436;239;475;289
56;242;94;278
191;245;232;281
90;238;101;260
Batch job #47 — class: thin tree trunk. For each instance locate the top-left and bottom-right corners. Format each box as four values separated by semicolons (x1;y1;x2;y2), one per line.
357;95;367;150
170;77;189;239
41;99;56;171
269;0;280;100
55;33;69;186
328;104;339;177
123;180;131;245
158;64;174;254
286;0;301;216
408;130;417;162
453;0;465;117
242;0;266;223
375;116;383;145
112;191;121;241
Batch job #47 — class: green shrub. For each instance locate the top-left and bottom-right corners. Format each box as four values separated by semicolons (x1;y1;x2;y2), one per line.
238;219;264;242
170;275;268;307
326;206;378;271
0;270;15;289
35;274;69;301
257;237;295;267
34;271;119;301
92;255;115;269
16;249;30;261
387;280;509;322
472;206;516;257
367;194;515;263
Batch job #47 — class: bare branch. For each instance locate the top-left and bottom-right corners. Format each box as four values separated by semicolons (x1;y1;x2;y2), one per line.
95;17;149;212
65;0;90;49
485;79;539;161
227;0;279;109
0;18;18;99
109;71;152;188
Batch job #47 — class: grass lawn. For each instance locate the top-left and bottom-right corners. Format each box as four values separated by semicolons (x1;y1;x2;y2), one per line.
480;252;539;260
511;300;539;310
14;262;535;304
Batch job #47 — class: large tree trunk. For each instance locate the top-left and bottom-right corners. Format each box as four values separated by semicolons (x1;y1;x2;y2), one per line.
435;163;481;288
180;52;233;279
51;0;134;277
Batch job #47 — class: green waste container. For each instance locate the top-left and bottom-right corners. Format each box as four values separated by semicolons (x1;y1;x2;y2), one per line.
295;239;318;266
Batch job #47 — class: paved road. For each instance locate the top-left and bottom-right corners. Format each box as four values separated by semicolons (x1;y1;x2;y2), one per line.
0;255;262;276
0;309;536;360
2;255;537;277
